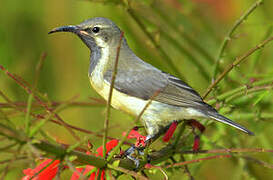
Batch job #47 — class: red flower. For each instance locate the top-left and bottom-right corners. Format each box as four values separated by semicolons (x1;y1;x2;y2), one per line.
22;159;60;180
123;130;147;147
22;140;118;180
71;139;118;180
96;139;119;157
70;168;84;180
163;121;178;142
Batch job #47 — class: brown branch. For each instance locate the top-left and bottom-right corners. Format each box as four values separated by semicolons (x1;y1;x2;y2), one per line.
0;91;130;145
164;155;232;169
126;6;184;79
181;155;194;180
0;65;81;141
103;31;124;158
108;164;148;180
203;36;273;99
213;0;264;79
1;122;272;172
181;148;273;154
0;101;105;108
242;156;273;169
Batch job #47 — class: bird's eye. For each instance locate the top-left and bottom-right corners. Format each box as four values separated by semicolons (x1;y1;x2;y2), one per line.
92;27;100;33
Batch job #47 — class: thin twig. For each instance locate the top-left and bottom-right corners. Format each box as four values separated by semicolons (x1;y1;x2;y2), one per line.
0;91;126;144
213;0;264;79
34;52;47;88
181;155;194;180
136;12;210;80
165;155;232;168
0;65;80;141
0;100;104;108
65;156;87;180
0;165;9;180
25;52;47;135
108;164;148;180
103;31;124;158
173;122;186;148
241;156;273;169
224;84;273;103
1;123;272;171
160;29;210;81
152;6;215;65
203;36;273;99
126;6;183;79
180;148;273;154
207;78;273;105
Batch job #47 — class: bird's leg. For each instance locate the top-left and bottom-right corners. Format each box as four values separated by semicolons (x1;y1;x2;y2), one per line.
186;119;205;151
124;121;180;168
124;134;157;168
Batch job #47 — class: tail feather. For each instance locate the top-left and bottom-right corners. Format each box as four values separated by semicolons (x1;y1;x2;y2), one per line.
207;111;254;135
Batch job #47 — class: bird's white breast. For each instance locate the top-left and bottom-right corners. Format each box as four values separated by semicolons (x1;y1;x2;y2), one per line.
88;45;206;135
89;46;148;116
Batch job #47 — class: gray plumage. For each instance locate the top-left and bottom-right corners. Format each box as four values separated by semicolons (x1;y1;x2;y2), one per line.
49;17;254;136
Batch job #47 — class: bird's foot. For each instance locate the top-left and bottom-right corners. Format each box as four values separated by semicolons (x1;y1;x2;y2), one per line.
123;135;155;169
124;145;145;168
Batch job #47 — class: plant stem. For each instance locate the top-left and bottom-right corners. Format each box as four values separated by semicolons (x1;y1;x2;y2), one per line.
103;32;124;158
207;78;273;105
173;122;186;148
127;7;183;79
203;36;273;99
152;6;215;65
213;0;264;79
24;94;33;135
0;65;80;141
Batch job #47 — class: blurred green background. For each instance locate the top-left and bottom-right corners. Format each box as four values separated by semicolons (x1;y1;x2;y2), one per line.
0;0;273;179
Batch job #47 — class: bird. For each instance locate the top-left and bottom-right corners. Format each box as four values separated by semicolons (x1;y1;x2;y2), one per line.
49;17;253;162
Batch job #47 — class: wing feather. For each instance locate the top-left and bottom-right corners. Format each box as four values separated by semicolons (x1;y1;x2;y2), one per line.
104;70;210;110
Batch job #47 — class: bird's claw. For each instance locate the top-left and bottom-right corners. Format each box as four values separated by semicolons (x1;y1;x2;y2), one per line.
124;145;145;169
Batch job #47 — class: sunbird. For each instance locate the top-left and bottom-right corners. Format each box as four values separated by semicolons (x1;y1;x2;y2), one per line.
49;17;253;165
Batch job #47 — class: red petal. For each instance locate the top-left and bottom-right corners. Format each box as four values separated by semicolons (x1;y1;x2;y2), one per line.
135;136;146;147
96;139;119;157
92;169;105;180
22;159;60;180
70;168;84;180
38;160;60;180
163;121;178;142
123;130;143;139
89;171;96;180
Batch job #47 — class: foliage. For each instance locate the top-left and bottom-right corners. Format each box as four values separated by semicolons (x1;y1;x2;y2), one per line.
0;0;273;179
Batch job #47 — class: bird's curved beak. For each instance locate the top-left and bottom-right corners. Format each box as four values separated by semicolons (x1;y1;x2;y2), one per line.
48;25;80;34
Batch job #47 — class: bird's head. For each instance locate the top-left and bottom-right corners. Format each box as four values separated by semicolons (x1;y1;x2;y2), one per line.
49;17;122;51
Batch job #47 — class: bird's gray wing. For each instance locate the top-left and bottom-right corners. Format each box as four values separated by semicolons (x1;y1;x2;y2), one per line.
104;70;209;110
155;74;208;108
104;69;168;100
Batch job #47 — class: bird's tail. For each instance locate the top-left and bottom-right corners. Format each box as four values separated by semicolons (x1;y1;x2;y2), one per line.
206;111;254;135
